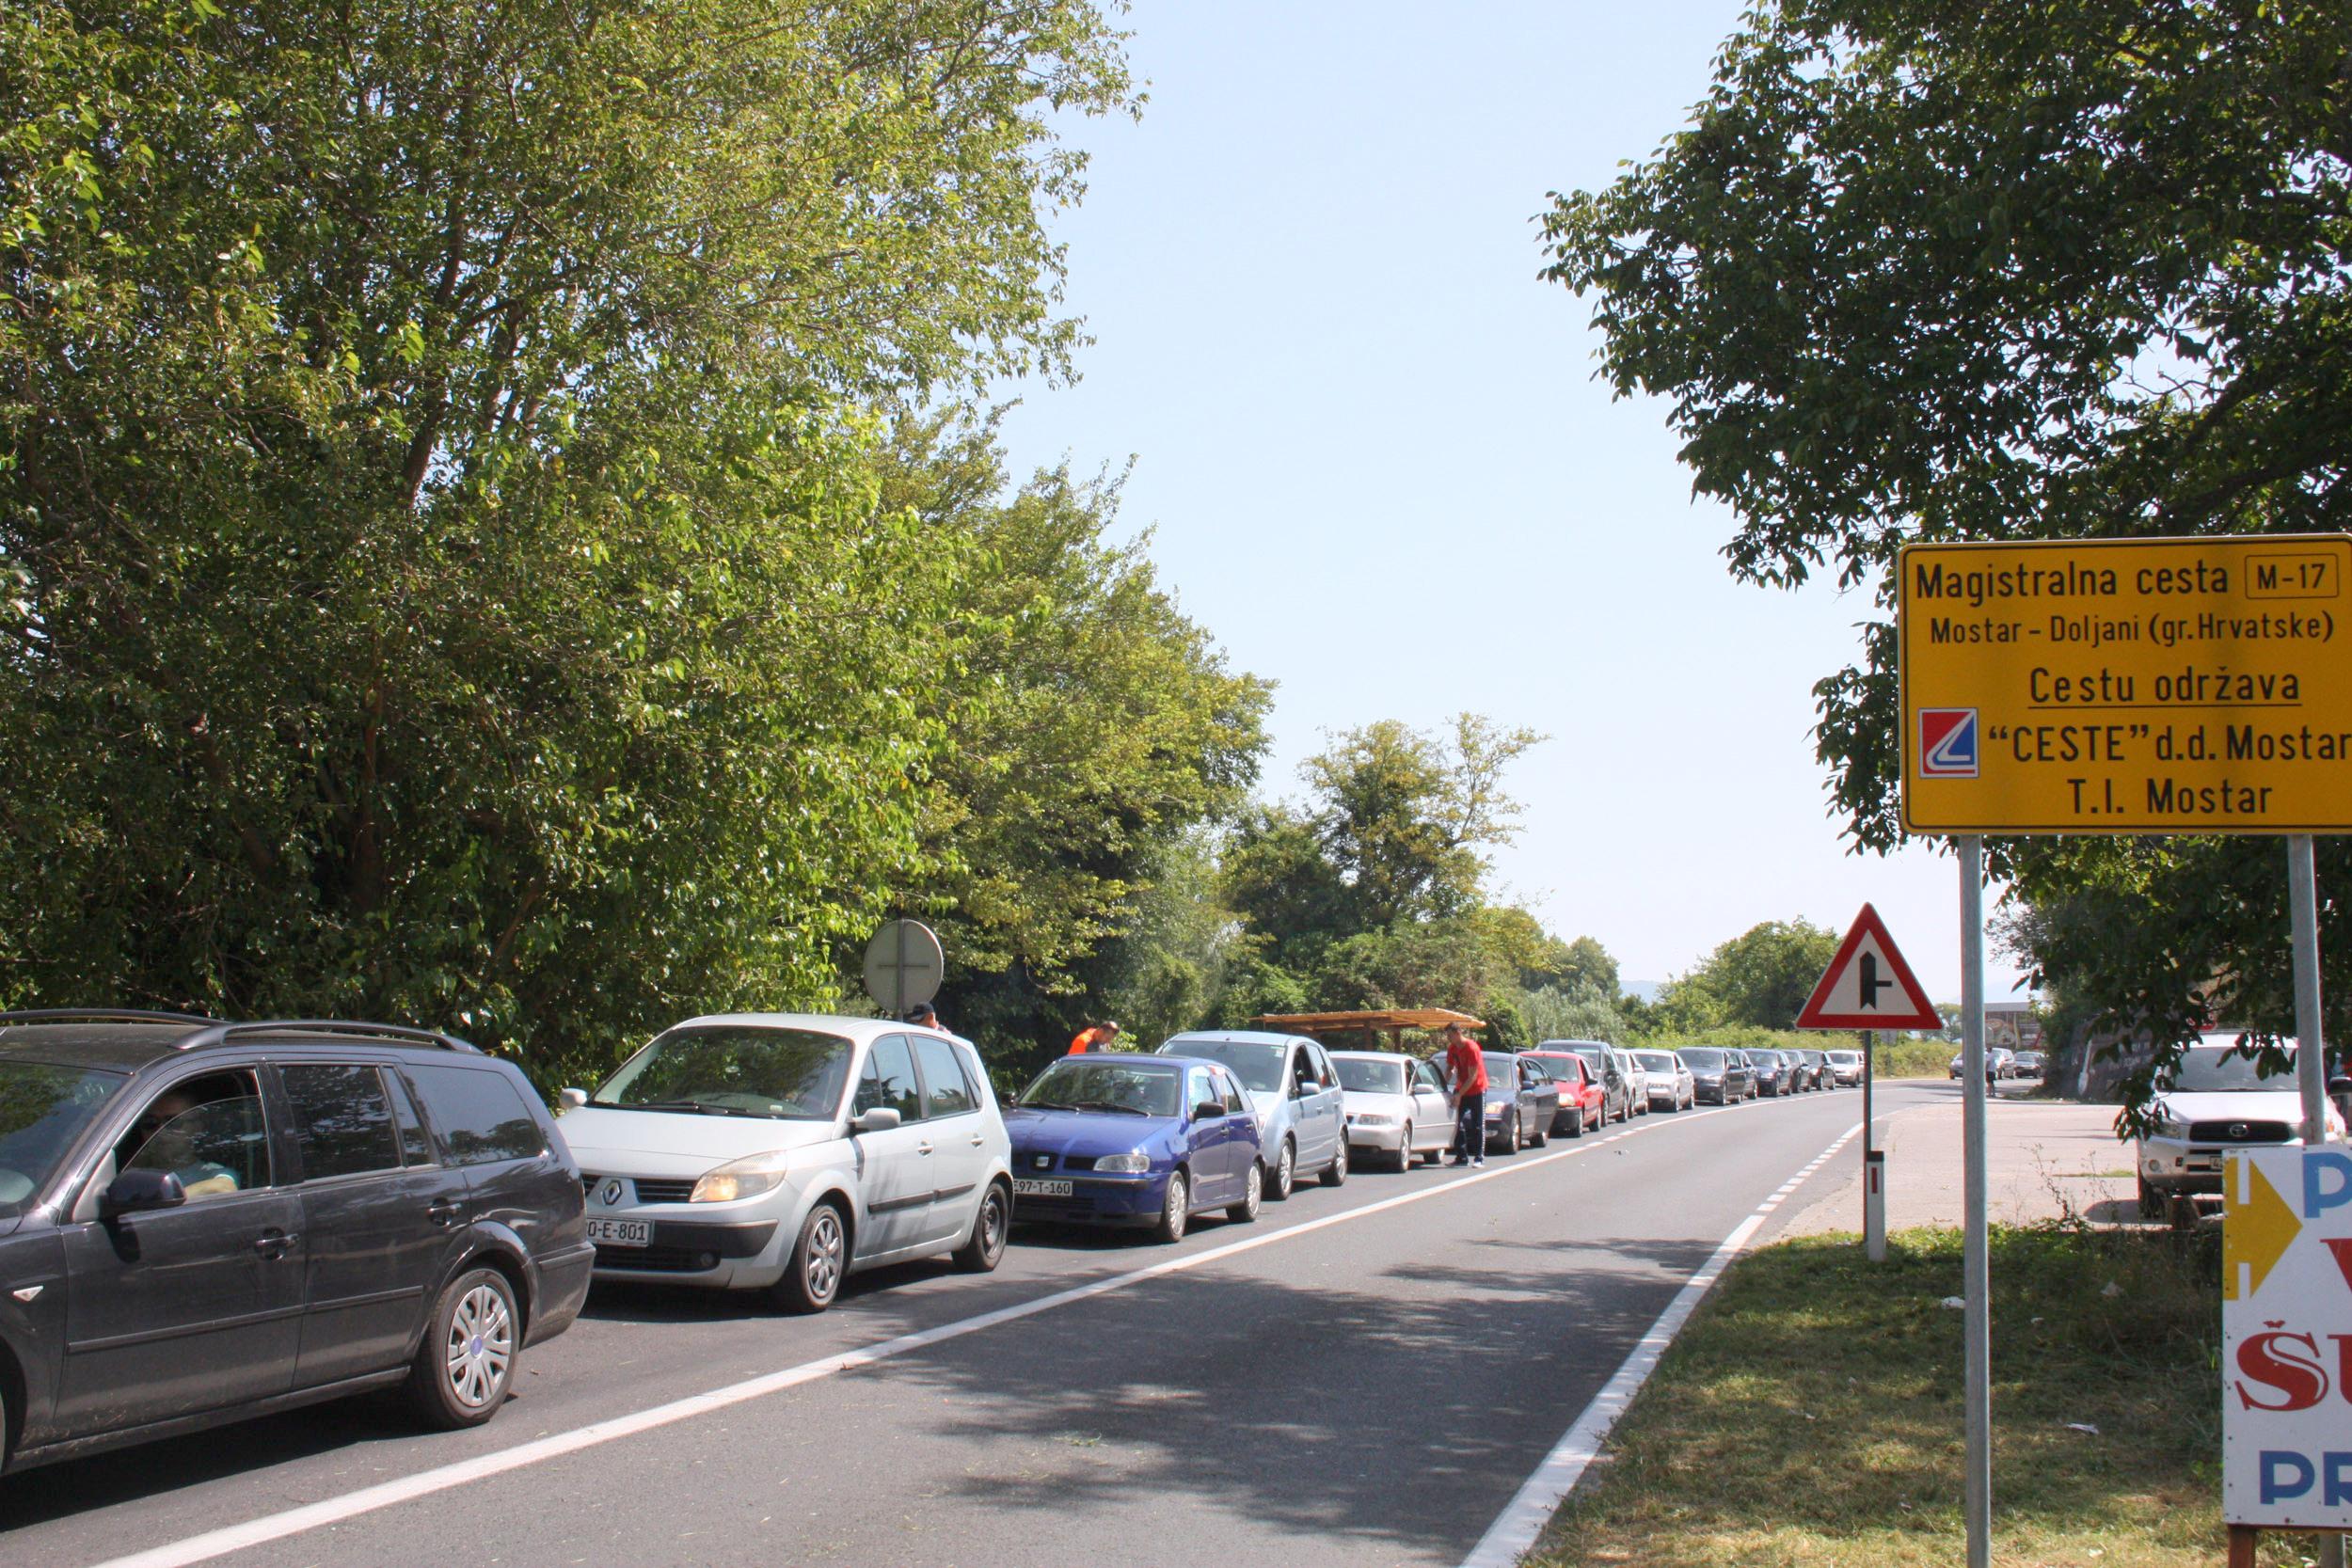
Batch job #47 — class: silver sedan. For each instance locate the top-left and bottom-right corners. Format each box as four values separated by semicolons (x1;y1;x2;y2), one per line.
1629;1049;1692;1112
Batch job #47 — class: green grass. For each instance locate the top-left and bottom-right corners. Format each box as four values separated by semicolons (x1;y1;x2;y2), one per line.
1522;1223;2290;1568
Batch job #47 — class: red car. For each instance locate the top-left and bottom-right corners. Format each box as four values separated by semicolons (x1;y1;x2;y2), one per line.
1523;1050;1608;1137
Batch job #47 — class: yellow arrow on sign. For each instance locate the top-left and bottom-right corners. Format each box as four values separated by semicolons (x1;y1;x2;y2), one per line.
2223;1156;2302;1301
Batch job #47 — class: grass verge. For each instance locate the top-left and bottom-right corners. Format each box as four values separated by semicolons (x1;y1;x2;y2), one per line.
1521;1223;2295;1568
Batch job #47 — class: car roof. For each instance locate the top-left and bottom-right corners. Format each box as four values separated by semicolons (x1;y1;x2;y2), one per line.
0;1014;485;1071
665;1012;932;1043
1058;1053;1196;1072
1161;1029;1309;1049
0;1021;206;1071
1328;1049;1414;1063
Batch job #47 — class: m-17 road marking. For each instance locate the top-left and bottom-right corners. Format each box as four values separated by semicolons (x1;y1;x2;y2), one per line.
83;1096;1836;1568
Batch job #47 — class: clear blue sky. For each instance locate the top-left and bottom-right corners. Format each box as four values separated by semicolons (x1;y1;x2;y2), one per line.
995;0;2029;1003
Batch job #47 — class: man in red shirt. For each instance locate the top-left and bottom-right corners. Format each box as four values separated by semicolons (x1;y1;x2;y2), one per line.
1442;1022;1487;1168
1067;1021;1121;1055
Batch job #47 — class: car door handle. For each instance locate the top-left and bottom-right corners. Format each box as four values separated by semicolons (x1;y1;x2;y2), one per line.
253;1230;298;1259
427;1199;465;1227
916;1141;933;1155
968;1133;985;1148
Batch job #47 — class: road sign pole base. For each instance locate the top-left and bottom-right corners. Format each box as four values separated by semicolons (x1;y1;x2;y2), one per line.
1865;1149;1886;1262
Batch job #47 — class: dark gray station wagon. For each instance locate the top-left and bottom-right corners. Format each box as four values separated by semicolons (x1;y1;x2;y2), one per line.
0;1011;592;1473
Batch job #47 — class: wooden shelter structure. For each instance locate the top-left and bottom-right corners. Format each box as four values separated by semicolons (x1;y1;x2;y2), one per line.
1250;1008;1486;1054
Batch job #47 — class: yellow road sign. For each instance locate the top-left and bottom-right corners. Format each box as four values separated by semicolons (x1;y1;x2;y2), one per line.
1899;534;2352;833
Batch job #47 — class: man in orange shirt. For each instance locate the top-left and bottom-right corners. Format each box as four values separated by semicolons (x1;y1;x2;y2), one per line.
1442;1022;1487;1168
1067;1021;1121;1054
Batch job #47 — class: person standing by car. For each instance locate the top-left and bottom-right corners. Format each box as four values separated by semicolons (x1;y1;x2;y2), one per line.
1068;1020;1121;1054
1443;1022;1486;1168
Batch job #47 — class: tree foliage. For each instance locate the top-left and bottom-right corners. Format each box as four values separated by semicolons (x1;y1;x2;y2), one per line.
0;0;1136;1082
873;415;1270;1077
1659;919;1840;1032
1541;0;2352;1082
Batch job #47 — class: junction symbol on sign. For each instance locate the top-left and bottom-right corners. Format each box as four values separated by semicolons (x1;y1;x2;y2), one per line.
1795;904;1945;1032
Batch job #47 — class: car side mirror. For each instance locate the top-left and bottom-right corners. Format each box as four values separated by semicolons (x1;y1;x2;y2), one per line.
103;1168;185;1219
559;1087;588;1110
1193;1101;1224;1123
852;1107;902;1133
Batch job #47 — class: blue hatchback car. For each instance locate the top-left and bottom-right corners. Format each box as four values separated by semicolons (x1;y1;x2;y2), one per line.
1004;1054;1264;1243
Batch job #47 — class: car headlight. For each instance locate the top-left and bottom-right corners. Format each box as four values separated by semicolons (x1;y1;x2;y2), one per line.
1351;1113;1394;1126
1093;1151;1152;1174
690;1149;794;1203
2153;1116;2191;1142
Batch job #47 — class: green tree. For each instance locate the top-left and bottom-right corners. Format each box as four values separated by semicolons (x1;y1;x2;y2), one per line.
871;415;1269;1063
1539;0;2352;1088
1661;919;1841;1032
0;0;1135;1083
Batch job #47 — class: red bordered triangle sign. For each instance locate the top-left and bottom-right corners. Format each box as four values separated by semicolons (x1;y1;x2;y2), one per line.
1795;904;1944;1031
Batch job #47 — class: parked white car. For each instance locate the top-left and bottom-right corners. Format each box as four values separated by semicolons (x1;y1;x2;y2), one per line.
1629;1049;1692;1112
2137;1034;2345;1219
560;1014;1012;1312
1329;1050;1455;1170
1610;1047;1650;1115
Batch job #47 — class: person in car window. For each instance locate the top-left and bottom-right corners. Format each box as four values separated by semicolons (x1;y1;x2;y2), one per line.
1442;1023;1486;1169
120;1085;244;1199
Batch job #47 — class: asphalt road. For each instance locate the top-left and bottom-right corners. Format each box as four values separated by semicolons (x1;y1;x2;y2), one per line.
2;1081;1924;1568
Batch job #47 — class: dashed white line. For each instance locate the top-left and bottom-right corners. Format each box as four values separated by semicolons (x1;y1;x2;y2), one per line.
1458;1120;1864;1568
80;1093;1797;1568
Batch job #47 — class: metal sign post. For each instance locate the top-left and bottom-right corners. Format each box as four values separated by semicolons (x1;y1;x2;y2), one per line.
1959;838;1991;1568
1861;1029;1886;1261
2282;835;2346;1568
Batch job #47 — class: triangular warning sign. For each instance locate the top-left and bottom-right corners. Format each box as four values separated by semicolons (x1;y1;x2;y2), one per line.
1795;904;1945;1031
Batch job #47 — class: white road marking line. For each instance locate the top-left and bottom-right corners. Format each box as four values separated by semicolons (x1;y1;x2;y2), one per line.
81;1095;1856;1568
1458;1120;1864;1568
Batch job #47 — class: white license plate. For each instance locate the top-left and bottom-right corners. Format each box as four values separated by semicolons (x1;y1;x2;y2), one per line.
587;1217;652;1247
1012;1178;1073;1197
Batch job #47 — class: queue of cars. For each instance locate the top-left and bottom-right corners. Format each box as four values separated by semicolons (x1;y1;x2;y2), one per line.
0;1007;1859;1480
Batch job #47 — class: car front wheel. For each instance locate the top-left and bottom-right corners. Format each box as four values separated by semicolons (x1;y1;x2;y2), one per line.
952;1181;1009;1273
407;1265;517;1430
1392;1125;1416;1172
1267;1139;1296;1200
773;1201;847;1314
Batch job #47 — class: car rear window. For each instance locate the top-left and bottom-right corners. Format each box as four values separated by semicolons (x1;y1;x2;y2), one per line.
407;1065;548;1166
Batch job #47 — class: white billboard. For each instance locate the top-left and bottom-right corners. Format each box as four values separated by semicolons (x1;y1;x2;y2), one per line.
2223;1147;2352;1528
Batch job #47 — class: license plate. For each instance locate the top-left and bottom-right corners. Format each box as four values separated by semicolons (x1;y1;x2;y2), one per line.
1013;1178;1073;1197
587;1217;652;1247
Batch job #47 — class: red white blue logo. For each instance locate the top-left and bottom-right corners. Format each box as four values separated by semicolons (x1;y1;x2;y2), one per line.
1919;708;1979;778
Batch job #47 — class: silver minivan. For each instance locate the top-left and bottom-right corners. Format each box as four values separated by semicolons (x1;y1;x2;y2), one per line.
1158;1031;1347;1198
560;1014;1012;1313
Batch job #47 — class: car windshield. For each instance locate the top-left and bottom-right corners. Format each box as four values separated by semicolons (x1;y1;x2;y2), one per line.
1021;1059;1181;1117
0;1061;126;1218
1164;1039;1283;1092
594;1026;853;1119
1635;1053;1677;1072
1827;1052;1858;1064
2164;1045;2300;1093
1679;1050;1726;1069
1334;1058;1406;1095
